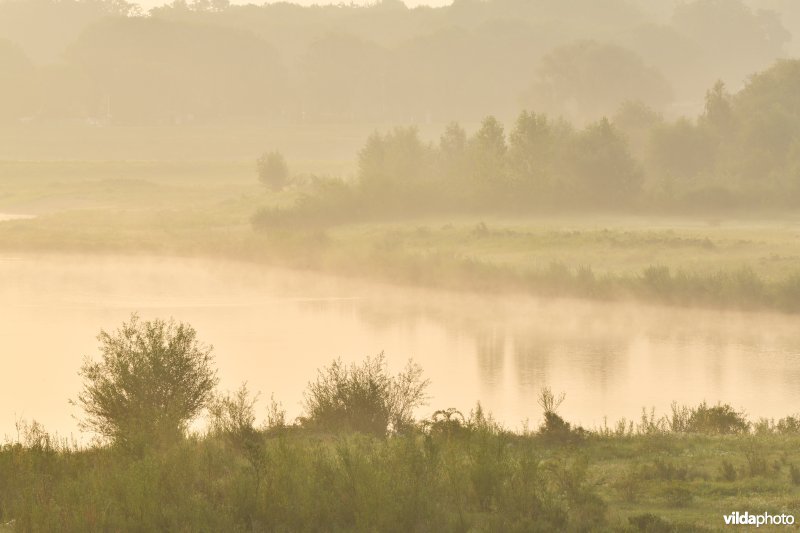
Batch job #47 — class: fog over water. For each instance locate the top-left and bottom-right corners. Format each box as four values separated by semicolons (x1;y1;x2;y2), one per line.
2;253;799;441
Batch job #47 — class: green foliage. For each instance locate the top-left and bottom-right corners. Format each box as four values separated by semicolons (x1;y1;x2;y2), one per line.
303;353;429;436
776;415;800;434
422;407;466;437
537;387;586;443
0;420;608;532
209;383;258;439
686;402;749;435
9;351;800;531
76;314;218;451
743;442;770;477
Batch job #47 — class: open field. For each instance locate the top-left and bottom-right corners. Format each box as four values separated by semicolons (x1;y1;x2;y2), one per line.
328;214;800;280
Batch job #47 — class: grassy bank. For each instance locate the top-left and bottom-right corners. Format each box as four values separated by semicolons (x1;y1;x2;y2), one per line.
4;404;800;532
4;209;800;312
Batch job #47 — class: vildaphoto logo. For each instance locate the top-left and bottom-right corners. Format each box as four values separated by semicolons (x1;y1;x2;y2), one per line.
723;511;795;527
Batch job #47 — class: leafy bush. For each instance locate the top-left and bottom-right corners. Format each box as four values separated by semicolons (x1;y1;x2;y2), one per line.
303;353;429;436
76;314;218;451
686;402;749;434
776;415;800;434
209;383;257;437
422;408;466;437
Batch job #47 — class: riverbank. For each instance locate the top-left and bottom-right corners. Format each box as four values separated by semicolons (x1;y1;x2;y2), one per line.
3;403;800;532
4;207;800;313
3;158;800;313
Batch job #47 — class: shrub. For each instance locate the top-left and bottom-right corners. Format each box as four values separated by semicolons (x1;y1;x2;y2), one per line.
76;314;218;451
686;402;748;434
537;387;584;442
776;415;800;434
662;484;694;508
422;408;466;437
209;383;258;439
266;394;287;430
252;178;364;230
743;444;769;477
667;402;691;433
303;353;429;436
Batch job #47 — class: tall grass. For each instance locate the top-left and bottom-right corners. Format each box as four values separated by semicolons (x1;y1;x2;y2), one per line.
4;376;800;531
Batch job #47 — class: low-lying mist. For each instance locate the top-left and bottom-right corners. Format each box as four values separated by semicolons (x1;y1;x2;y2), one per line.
3;253;799;443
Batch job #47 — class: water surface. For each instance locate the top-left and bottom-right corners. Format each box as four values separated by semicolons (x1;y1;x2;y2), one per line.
2;254;799;440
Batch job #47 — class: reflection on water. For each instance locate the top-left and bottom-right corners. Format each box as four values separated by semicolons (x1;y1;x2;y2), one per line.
2;253;800;440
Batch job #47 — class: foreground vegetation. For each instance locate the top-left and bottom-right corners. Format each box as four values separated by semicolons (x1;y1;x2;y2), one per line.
5;391;800;531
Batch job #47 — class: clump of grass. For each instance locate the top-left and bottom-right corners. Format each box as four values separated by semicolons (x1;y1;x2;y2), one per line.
628;512;673;533
662;484;694;508
743;443;770;477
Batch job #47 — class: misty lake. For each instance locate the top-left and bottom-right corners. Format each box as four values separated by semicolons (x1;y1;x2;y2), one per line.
2;253;800;441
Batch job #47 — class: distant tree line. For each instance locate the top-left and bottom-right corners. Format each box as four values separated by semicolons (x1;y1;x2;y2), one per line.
0;0;794;124
253;59;800;223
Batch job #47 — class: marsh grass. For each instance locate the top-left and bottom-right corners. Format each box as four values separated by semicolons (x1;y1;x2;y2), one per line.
3;380;800;531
